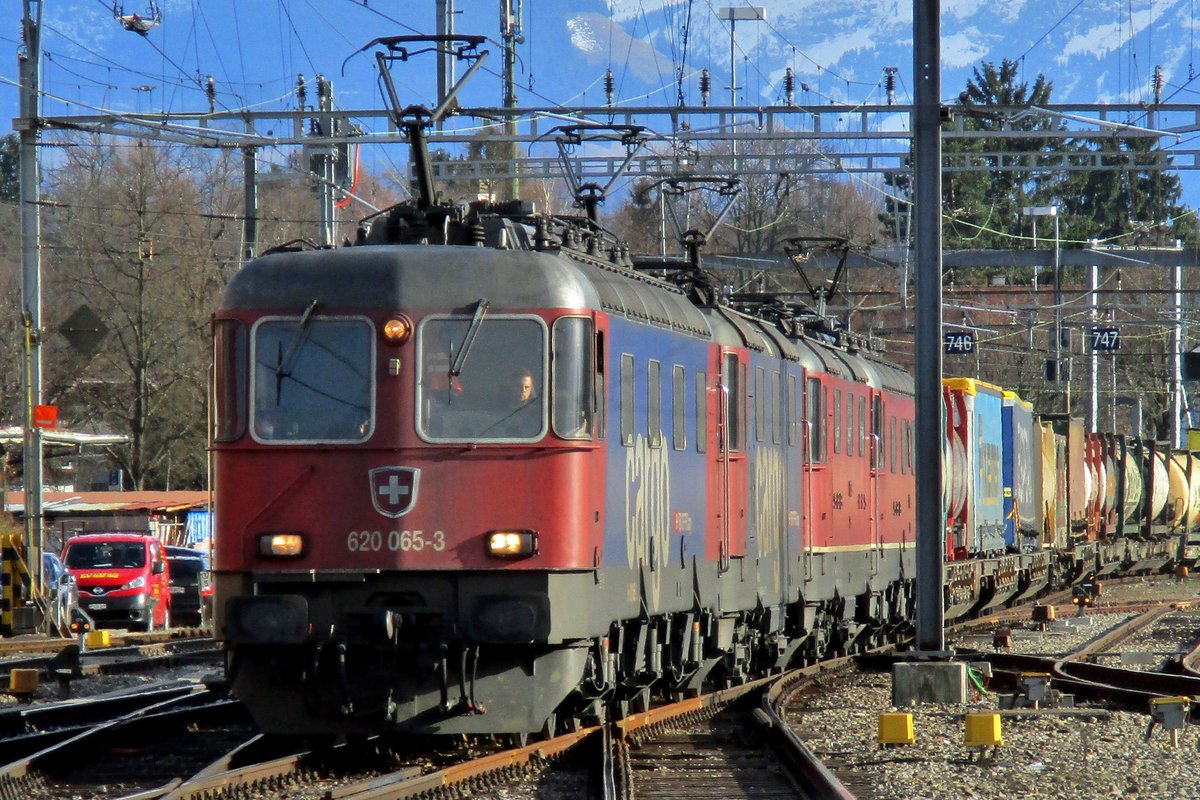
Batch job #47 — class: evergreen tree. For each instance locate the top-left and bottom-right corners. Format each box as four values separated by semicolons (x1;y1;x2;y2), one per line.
943;59;1054;250
1042;136;1198;247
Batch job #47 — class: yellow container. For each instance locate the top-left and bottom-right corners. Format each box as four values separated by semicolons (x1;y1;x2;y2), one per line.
964;713;1003;747
878;712;915;745
85;630;111;649
9;668;38;695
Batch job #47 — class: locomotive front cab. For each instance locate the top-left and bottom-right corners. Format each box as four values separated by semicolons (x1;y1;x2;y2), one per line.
211;247;613;736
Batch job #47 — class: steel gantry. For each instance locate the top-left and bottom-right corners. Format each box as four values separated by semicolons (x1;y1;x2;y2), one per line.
30;101;1200;181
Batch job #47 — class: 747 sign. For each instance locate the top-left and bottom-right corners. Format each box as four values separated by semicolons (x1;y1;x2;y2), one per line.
1088;327;1121;352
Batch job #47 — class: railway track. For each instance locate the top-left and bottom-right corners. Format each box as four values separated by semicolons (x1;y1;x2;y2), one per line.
0;689;256;800
0;681;211;757
0;637;221;698
6;582;1194;799
979;604;1200;709
108;663;860;800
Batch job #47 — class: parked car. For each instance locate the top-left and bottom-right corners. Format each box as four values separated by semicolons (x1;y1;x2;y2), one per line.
42;551;67;592
62;534;171;632
165;551;210;627
42;552;77;636
165;545;210;569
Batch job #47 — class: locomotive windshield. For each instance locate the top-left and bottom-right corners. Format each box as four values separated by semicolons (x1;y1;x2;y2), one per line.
251;317;374;443
418;315;547;441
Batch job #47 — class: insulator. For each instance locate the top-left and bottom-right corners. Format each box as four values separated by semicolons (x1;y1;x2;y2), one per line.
604;69;614;106
700;68;711;107
316;73;328;101
885;66;898;106
1154;65;1164;104
296;74;307;111
784;67;795;106
205;75;215;113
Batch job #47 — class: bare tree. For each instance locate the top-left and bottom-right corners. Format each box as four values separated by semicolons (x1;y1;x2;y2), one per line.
41;136;241;489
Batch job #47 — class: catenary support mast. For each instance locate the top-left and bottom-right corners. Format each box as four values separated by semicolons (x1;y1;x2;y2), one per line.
18;0;44;598
913;0;945;653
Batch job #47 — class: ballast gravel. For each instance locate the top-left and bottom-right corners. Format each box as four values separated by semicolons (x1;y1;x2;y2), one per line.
789;669;1200;800
786;579;1200;800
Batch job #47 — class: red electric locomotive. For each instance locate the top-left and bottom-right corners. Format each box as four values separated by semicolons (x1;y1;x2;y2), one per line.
212;193;924;737
211;43;925;735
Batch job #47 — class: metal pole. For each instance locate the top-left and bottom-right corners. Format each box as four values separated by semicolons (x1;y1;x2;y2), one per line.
1110;310;1118;432
436;0;455;132
1172;261;1183;446
19;0;44;600
316;76;335;246
913;0;945;654
501;0;521;201
1053;213;1063;413
659;187;666;258
729;19;737;107
242;141;258;263
1090;262;1098;432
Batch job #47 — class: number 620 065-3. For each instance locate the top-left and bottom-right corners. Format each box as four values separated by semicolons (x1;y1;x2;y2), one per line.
346;529;446;552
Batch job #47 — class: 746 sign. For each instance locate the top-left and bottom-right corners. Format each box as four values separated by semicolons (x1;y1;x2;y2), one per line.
943;331;976;355
1088;327;1120;352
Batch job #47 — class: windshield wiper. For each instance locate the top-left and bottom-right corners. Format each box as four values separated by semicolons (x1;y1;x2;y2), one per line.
449;298;489;379
275;298;320;403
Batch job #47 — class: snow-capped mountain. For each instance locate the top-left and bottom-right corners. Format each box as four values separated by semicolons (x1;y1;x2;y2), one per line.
563;1;1197;109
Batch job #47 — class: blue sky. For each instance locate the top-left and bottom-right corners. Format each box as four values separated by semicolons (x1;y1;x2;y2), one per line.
4;2;1200;211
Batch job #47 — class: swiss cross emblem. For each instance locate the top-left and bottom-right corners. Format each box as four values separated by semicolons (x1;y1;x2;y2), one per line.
369;467;420;518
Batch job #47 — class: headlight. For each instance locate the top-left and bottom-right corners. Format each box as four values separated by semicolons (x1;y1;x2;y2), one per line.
258;533;306;558
382;315;413;345
121;575;146;591
485;530;538;558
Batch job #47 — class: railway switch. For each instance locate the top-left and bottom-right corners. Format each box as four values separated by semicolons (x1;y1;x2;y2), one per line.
1146;696;1190;748
878;712;915;746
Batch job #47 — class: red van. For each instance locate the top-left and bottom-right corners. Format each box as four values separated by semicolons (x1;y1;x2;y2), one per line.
62;533;171;631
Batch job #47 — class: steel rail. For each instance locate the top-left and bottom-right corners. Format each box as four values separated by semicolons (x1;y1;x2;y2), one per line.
0;689;215;799
161;750;308;800
763;669;857;800
331;727;596;800
1064;605;1177;660
0;683;203;754
0;638;221;694
987;651;1200;709
1181;633;1200;678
